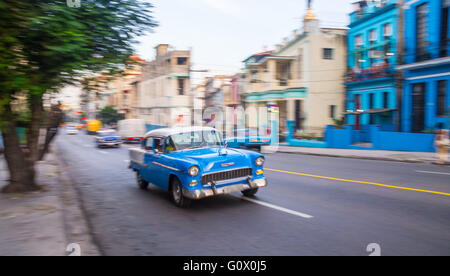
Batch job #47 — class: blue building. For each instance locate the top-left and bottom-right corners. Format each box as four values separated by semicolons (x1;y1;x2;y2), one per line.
398;0;450;132
345;0;399;131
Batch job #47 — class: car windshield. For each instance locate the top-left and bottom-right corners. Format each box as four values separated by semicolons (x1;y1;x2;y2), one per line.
99;130;117;137
170;130;223;151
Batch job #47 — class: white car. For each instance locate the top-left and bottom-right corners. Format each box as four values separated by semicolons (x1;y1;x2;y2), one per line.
66;127;79;135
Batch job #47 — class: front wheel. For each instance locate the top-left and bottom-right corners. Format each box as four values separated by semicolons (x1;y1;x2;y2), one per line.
242;188;259;197
170;178;191;208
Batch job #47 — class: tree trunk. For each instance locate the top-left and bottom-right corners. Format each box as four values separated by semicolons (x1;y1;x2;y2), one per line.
38;103;63;161
1;105;39;193
27;94;43;162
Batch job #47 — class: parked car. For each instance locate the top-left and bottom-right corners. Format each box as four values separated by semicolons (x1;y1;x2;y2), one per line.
66;127;79;135
224;128;271;151
95;129;122;148
118;119;146;144
129;127;267;208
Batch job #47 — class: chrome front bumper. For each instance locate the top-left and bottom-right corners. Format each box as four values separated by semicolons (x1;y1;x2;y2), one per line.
183;178;267;200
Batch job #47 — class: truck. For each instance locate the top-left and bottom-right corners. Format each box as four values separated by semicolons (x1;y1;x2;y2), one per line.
117;119;146;143
87;120;102;135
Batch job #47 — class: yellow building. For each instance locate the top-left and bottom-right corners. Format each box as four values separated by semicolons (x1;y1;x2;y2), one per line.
242;5;347;136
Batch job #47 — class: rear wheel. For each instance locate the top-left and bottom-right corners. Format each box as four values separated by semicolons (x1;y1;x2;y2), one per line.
170;178;191;208
137;172;149;190
242;188;259;197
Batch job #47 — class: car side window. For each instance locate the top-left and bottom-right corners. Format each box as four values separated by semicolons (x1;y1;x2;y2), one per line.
144;138;153;151
154;138;163;153
165;137;176;153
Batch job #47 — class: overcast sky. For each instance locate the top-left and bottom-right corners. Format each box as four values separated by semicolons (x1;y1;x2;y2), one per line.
136;0;353;84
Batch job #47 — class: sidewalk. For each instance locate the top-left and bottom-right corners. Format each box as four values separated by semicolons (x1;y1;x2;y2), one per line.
268;146;447;164
0;149;100;256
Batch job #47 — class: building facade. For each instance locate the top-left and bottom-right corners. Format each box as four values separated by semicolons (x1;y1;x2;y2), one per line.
108;55;146;119
398;0;450;132
345;0;399;131
241;4;347;136
136;44;192;127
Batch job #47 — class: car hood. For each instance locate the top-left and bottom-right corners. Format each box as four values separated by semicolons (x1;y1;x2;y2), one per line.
169;147;253;173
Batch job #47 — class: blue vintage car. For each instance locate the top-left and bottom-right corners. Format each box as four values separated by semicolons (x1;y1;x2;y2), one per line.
95;129;122;148
129;127;267;208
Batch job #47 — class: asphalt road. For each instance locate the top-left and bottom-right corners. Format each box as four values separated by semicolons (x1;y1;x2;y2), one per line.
56;131;450;256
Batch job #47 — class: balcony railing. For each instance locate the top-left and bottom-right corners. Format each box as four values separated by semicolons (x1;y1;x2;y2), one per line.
345;65;395;83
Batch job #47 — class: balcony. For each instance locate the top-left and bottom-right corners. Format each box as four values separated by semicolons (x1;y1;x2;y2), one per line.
345;65;395;83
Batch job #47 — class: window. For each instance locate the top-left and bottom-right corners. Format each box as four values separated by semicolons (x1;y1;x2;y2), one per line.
369;93;375;124
144;137;154;150
383;24;392;39
177;78;185;95
355;35;363;68
441;0;449;57
177;57;188;65
355;35;363;48
383;92;389;109
323;48;334;60
369;29;377;43
329;105;336;119
437;80;447;116
416;3;429;61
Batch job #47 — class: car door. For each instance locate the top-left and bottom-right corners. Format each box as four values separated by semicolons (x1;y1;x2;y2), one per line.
141;137;158;185
150;137;176;191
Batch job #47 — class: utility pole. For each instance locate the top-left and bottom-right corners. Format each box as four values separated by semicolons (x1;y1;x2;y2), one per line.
188;47;209;126
396;0;405;132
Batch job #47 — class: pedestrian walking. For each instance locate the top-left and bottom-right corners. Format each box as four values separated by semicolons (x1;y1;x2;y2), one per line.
434;123;449;165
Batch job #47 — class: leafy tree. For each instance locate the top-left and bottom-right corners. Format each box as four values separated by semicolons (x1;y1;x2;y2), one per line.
0;0;157;193
98;106;123;126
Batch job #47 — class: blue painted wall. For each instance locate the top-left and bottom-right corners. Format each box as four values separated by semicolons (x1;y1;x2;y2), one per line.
404;0;449;64
348;1;399;69
324;125;436;152
401;0;450;132
346;1;399;128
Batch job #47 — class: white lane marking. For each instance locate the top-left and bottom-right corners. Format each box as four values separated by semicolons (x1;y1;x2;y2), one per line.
416;170;450;176
124;160;130;163
97;151;108;155
237;196;313;219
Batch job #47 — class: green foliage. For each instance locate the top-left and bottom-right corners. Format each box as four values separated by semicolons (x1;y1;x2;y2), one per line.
97;106;123;126
333;117;345;129
0;0;158;116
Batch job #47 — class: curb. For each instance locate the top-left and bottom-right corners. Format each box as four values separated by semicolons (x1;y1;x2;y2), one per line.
269;149;438;164
54;145;102;256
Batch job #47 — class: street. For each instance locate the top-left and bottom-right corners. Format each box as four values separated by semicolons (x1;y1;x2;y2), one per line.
56;131;450;256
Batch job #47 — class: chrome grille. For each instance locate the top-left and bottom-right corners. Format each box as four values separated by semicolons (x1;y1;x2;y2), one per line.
201;168;252;186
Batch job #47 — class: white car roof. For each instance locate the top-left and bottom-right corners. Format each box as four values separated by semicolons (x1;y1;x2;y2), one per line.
145;126;219;138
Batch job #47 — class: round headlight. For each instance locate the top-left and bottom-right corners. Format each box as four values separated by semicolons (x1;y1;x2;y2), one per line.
255;157;265;167
188;166;200;177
